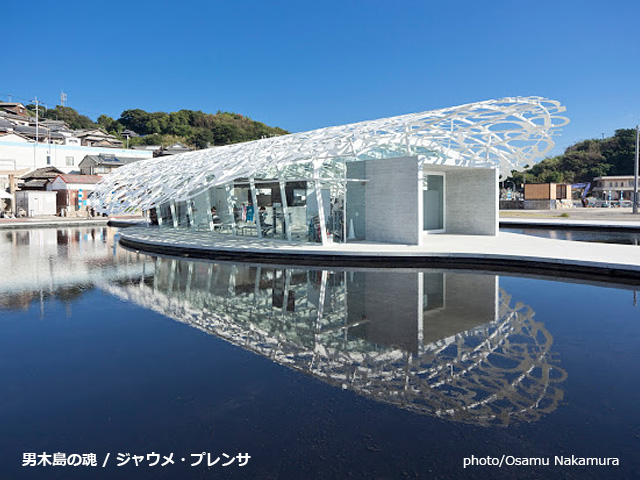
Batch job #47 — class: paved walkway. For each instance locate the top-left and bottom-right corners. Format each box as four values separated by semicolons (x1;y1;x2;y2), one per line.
119;226;640;283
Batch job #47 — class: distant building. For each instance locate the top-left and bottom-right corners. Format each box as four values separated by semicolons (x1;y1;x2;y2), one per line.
73;129;123;148
592;176;635;201
48;174;103;215
0;117;14;133
131;145;162;154
132;143;194;157
19;166;65;190
15;190;57;216
523;183;572;209
0;102;27;117
0;133;153;174
78;153;142;175
157;143;193;156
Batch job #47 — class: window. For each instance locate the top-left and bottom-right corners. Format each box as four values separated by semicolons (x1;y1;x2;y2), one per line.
46;155;51;165
65;156;74;166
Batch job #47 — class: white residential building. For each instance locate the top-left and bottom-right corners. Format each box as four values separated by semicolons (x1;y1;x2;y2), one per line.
0;135;153;174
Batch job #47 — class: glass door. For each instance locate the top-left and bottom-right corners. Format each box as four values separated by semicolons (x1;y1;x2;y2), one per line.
423;174;444;232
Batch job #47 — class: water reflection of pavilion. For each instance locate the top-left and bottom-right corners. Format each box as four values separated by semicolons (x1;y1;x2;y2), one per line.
101;258;567;427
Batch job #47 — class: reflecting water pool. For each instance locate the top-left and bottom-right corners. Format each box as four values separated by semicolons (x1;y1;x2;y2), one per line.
1;227;640;479
502;227;640;245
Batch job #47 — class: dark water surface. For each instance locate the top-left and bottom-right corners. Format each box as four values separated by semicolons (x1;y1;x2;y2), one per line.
1;227;640;479
502;227;640;245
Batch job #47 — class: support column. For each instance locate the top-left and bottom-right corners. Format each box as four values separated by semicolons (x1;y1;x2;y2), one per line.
206;188;214;231
313;160;327;245
187;201;195;228
8;174;16;216
225;184;237;236
157;205;163;226
170;201;178;228
279;179;291;240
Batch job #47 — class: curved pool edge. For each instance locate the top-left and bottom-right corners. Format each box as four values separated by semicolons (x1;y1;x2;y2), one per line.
118;228;640;286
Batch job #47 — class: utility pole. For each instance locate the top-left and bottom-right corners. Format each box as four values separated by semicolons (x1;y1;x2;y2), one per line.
634;125;639;214
32;96;42;142
32;96;42;169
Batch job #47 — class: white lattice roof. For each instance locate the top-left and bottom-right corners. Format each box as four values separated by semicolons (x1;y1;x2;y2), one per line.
92;96;567;213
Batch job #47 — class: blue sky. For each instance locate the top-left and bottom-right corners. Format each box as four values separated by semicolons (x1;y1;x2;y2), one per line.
4;0;639;157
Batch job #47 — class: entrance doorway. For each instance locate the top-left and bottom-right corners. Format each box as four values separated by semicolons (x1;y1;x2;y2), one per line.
423;174;444;232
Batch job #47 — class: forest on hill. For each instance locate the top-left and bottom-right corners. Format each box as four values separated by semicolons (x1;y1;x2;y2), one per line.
36;105;289;149
508;128;638;185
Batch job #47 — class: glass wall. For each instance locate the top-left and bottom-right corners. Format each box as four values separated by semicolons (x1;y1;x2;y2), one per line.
207;186;234;233
151;160;356;244
174;201;190;228
233;184;257;237
346;162;366;241
190;190;213;231
157;201;174;227
285;181;308;242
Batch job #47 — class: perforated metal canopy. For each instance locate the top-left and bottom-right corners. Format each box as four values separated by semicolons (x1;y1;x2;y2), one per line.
91;96;567;213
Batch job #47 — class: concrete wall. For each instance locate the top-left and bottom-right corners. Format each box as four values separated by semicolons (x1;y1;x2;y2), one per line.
444;167;497;235
524;199;573;210
364;156;422;245
0;140;152;174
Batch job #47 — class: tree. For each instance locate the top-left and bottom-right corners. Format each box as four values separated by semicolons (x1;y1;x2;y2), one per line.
118;109;153;134
43;106;96;129
114;107;288;150
97;115;123;134
506;129;636;187
189;128;214;149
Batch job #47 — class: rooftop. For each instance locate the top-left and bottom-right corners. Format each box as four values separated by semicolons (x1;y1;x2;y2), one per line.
55;174;103;184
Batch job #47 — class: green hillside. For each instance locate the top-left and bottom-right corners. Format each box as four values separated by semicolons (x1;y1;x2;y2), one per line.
508;129;637;185
39;105;288;149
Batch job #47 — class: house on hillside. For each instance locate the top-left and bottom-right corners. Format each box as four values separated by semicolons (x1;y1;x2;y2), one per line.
156;142;193;157
78;153;142;175
74;129;123;148
0;102;27;117
0;132;31;144
0;111;31;127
